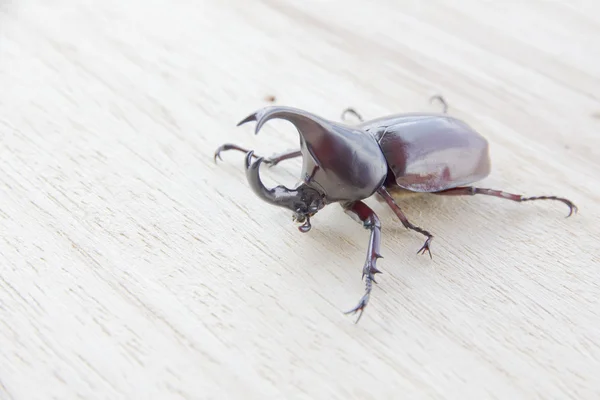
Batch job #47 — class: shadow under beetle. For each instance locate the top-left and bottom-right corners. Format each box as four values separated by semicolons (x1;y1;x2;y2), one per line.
214;97;577;322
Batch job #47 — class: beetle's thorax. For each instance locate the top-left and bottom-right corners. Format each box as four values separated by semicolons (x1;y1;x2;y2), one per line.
287;110;388;203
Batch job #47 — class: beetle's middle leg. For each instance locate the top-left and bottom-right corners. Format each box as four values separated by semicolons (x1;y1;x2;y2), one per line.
377;187;434;258
214;144;301;166
342;200;383;323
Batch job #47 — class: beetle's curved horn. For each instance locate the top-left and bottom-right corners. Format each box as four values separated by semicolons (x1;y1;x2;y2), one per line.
238;106;335;166
244;151;300;211
237;106;329;136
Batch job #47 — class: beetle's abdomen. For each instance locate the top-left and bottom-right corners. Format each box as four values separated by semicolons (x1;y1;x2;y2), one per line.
366;114;491;192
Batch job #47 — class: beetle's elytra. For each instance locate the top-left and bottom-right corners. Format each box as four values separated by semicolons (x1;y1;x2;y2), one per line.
214;99;577;322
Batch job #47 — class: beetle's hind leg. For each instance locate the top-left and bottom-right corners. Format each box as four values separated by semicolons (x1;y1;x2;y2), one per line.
429;95;449;114
377;187;435;258
342;96;449;123
436;187;578;217
341;108;364;123
342;201;383;323
214;144;301;166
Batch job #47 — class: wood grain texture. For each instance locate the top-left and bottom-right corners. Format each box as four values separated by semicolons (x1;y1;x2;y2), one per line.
1;0;599;399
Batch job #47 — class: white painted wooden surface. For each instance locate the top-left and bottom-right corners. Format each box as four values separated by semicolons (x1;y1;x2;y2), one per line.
1;1;599;399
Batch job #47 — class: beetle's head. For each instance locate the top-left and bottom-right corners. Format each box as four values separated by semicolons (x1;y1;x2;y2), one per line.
244;152;325;232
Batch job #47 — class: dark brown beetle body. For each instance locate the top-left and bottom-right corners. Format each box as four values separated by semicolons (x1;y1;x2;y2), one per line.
215;100;577;321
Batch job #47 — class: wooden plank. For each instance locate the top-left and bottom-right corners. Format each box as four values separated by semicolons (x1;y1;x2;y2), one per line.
1;0;599;398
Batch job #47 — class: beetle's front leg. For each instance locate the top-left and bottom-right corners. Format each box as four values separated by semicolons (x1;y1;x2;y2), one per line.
342;201;383;323
378;187;435;258
214;144;301;166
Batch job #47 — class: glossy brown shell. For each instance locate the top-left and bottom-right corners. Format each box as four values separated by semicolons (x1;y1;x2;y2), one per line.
360;113;491;192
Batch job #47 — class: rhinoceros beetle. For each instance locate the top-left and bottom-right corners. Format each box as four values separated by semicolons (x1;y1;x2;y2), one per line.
214;98;577;322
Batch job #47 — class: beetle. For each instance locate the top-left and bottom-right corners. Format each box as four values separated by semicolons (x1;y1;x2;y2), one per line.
214;98;577;321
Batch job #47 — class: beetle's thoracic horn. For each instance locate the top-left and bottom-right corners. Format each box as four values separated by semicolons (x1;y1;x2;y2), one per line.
237;106;329;136
238;106;334;166
244;151;300;211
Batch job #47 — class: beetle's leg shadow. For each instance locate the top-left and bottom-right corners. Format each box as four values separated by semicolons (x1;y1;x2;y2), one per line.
377;187;434;258
214;144;301;167
342;200;383;323
435;186;578;217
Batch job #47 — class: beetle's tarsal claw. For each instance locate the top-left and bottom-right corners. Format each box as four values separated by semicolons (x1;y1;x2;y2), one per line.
348;253;380;322
214;144;257;164
417;238;433;259
213;144;232;163
344;292;370;324
518;195;579;219
566;202;578;218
